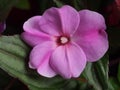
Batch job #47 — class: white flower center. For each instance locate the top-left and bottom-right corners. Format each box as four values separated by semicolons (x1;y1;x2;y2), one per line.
60;36;68;44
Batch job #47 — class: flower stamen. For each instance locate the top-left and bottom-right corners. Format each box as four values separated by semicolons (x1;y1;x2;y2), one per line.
57;36;70;45
60;36;68;44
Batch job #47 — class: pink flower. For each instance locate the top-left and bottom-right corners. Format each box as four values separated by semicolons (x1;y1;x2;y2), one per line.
22;5;108;79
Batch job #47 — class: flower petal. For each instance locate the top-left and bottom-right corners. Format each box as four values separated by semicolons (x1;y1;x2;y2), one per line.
39;5;80;36
23;16;42;34
74;30;108;62
76;10;106;35
29;41;56;77
50;42;86;78
39;7;62;36
21;32;51;47
58;5;80;35
37;57;57;78
66;42;87;78
50;46;71;79
73;10;108;62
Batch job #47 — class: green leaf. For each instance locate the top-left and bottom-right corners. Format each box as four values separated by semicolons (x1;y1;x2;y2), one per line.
118;64;120;82
93;57;109;89
109;78;120;90
83;62;102;90
0;35;78;90
83;55;113;90
14;0;30;10
72;0;85;10
53;0;64;7
0;0;18;21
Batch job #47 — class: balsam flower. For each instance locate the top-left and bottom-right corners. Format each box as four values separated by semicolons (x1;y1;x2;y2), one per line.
22;5;108;79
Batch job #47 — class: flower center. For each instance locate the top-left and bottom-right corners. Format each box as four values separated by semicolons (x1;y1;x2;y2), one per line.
60;36;68;44
57;36;70;45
